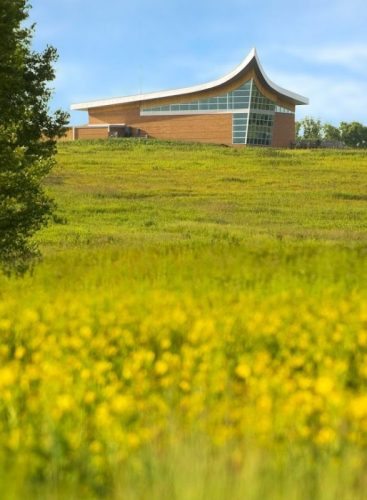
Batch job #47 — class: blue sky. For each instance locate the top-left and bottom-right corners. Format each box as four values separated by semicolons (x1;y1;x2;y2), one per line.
30;0;367;125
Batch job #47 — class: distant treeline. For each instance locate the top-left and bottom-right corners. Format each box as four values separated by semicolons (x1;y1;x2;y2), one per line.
295;117;367;148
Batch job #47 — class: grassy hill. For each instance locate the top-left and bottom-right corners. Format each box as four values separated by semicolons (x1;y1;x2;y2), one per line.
41;140;367;248
1;140;367;499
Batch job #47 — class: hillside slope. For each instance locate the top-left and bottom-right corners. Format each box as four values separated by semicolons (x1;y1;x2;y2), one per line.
39;140;367;248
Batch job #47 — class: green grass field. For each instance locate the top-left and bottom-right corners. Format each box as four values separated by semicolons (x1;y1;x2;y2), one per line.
1;140;367;499
42;140;367;247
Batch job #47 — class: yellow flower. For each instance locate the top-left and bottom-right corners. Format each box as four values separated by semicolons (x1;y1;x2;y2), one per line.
155;360;168;376
111;395;133;414
22;309;39;324
7;429;21;451
56;394;75;413
84;391;96;404
358;331;367;347
315;428;336;445
315;377;334;396
349;395;367;419
127;433;140;449
161;338;171;350
80;325;92;338
0;366;16;388
179;380;190;392
15;346;26;359
0;319;11;331
235;363;251;380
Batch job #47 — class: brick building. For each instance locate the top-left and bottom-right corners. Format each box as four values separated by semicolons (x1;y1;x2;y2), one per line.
70;48;308;147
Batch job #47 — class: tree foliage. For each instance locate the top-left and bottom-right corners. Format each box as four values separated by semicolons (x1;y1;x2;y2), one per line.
296;117;367;148
0;0;68;274
340;122;367;148
322;123;341;142
297;117;323;141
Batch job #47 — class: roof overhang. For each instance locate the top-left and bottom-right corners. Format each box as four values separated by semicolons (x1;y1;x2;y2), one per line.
71;48;309;111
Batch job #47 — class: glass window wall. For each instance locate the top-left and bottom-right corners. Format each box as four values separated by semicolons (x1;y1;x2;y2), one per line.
141;81;252;114
275;105;294;114
246;112;274;146
232;113;248;144
141;78;294;145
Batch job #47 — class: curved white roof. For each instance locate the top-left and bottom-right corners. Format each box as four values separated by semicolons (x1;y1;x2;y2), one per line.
71;48;309;111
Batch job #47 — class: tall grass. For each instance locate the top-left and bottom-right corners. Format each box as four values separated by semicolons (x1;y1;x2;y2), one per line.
0;140;366;498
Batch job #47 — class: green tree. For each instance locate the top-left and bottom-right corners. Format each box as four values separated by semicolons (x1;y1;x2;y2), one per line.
339;121;367;148
322;123;341;141
0;0;68;274
298;117;323;141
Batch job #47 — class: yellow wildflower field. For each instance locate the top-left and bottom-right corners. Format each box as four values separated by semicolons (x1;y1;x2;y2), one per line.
1;286;366;476
1;141;367;498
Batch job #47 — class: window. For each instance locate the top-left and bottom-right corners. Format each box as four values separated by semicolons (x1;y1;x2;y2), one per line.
141;81;252;115
246;112;274;146
232;113;248;144
275;105;294;114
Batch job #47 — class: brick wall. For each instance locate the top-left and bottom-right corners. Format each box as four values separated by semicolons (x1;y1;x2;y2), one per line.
75;127;109;140
272;113;295;147
89;106;233;145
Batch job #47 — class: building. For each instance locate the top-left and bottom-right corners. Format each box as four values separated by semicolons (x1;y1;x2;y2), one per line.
70;48;308;147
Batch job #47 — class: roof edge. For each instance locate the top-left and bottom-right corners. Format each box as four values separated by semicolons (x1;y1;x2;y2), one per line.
71;48;309;111
253;49;309;105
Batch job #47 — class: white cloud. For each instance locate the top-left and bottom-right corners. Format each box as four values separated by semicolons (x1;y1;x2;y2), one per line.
270;70;367;124
283;43;367;75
